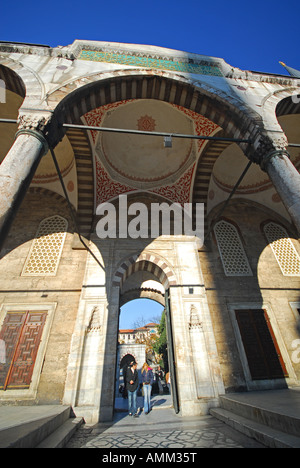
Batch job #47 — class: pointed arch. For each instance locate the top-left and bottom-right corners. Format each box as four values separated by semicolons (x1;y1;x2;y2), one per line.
49;71;261;148
0;57;44;102
112;252;177;289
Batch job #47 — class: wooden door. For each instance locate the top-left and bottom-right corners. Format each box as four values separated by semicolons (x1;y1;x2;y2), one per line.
0;311;47;390
235;309;288;380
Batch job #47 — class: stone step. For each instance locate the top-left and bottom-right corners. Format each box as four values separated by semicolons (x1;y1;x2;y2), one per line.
210;407;300;448
36;417;83;448
0;406;71;448
219;394;300;438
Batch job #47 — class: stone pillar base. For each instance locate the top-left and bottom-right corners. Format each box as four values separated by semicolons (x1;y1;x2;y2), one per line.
179;397;221;417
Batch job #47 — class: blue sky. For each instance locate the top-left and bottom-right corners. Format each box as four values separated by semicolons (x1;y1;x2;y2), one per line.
120;299;164;329
0;0;299;75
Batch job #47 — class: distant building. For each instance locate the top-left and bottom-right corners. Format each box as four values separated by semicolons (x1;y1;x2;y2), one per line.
119;322;159;344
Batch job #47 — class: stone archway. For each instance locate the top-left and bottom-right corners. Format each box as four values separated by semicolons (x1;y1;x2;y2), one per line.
113;254;175;408
113;251;177;289
115;347;146;399
110;246;225;419
63;228;225;423
0;58;45;108
48;70;263;154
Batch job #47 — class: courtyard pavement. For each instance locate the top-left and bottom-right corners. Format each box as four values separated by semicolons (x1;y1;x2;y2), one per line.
66;395;264;449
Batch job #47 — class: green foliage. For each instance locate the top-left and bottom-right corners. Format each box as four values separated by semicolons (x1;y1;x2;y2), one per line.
153;309;169;371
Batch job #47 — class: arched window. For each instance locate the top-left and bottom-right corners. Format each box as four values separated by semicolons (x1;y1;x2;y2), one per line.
22;215;68;276
213;220;252;276
263;222;300;276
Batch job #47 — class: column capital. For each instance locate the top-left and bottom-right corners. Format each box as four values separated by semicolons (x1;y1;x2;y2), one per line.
17;112;51;156
17;112;51;133
17;110;63;150
246;131;289;168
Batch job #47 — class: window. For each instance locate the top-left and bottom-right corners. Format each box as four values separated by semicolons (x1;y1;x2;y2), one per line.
263;222;300;276
22;216;68;276
213;220;252;276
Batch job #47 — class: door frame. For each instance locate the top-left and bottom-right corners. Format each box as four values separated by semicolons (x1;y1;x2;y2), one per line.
165;288;180;414
0;303;56;400
229;302;297;390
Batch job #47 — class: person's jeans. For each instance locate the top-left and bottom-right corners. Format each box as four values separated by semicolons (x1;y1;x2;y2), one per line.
143;384;152;413
128;388;138;415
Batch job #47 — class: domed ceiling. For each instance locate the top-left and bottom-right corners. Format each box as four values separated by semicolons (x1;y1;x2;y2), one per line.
95;100;196;188
83;99;220;205
212;114;300;195
3;88;298;226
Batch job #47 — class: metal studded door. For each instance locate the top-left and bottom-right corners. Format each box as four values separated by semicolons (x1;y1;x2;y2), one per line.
0;311;47;390
235;309;288;381
165;289;179;414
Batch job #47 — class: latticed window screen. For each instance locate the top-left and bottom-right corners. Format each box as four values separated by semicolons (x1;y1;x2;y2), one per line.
213;220;252;276
22;216;68;276
263;222;300;276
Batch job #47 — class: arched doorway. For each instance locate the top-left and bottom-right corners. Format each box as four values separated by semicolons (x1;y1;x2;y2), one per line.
115;297;172;413
118;352;135;399
111;253;182;415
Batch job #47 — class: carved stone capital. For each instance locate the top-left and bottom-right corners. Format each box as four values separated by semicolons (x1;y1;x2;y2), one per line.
17;111;63;151
246;131;289;168
17;113;51;133
16;112;52;156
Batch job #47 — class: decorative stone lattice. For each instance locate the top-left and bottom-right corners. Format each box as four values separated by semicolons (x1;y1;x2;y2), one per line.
22;216;68;276
213;220;252;276
263;222;300;276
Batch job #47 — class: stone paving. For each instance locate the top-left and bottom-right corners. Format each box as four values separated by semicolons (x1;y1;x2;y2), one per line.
66;407;265;449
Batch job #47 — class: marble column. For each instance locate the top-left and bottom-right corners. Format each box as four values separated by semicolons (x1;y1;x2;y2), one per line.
0;124;49;250
261;149;300;234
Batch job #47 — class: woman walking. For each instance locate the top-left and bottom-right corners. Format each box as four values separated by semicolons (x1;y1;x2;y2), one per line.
141;362;154;415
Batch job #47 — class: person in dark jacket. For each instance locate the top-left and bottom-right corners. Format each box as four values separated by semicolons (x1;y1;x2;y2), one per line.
122;360;134;399
141;362;154;415
157;365;165;395
126;361;139;417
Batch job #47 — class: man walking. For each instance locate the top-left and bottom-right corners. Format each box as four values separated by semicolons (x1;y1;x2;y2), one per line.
157;365;165;395
122;360;134;399
126;361;139;417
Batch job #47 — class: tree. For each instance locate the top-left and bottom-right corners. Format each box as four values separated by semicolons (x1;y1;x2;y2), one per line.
153;309;168;371
132;315;147;329
132;313;162;329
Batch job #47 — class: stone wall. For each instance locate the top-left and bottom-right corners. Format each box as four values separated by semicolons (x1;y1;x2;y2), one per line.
201;201;300;392
0;189;87;404
1;191;299;410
